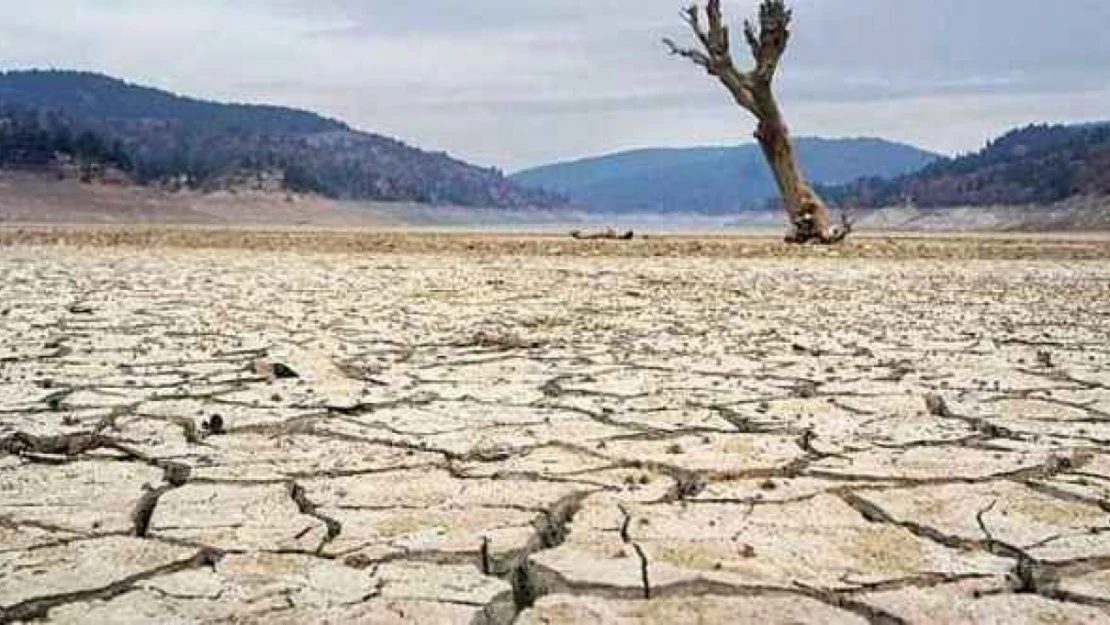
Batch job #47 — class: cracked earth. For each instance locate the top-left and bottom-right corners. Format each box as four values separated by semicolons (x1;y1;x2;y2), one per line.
1;238;1109;624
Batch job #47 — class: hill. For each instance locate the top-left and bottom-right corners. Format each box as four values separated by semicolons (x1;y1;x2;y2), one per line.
0;102;132;180
823;123;1110;208
511;138;939;213
0;70;563;208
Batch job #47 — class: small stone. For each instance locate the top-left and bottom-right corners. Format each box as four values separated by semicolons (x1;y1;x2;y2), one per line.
924;393;952;418
344;553;375;570
794;382;819;398
162;462;192;486
204;414;226;436
44;391;68;411
254;360;299;380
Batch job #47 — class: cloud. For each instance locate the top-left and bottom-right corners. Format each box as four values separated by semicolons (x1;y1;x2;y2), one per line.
0;0;1107;168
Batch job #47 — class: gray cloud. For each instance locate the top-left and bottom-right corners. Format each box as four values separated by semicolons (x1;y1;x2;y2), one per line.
1;1;1107;169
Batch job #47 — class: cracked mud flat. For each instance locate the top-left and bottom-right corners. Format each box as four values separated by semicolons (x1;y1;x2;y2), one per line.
1;237;1109;624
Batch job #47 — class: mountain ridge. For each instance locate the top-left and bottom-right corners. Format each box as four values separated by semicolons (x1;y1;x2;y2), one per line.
511;138;941;213
823;122;1110;208
0;70;350;133
0;69;564;208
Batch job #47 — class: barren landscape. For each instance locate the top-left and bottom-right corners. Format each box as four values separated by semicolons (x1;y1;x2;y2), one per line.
2;230;1110;624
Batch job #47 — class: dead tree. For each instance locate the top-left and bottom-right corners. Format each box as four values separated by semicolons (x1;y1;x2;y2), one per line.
665;0;850;244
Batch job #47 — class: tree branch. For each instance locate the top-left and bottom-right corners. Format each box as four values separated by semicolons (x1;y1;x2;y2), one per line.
665;0;761;113
704;0;731;59
744;0;793;83
681;5;712;50
662;38;711;70
719;70;758;112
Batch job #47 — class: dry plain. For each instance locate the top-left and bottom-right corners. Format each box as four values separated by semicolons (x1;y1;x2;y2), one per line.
1;228;1110;624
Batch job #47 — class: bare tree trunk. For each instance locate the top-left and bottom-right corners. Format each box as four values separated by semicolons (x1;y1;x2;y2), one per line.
665;0;849;244
755;118;831;242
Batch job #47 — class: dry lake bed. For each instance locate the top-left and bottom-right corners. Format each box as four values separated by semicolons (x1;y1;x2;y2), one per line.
1;229;1109;624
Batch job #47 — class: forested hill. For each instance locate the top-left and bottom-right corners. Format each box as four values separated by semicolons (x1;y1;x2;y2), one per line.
0;103;132;174
0;70;564;208
823;123;1110;208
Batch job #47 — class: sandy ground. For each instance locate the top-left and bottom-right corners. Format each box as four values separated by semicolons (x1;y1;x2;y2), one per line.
1;234;1109;624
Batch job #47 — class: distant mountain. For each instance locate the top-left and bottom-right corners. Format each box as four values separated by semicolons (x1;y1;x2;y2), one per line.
0;70;563;208
511;138;940;213
823;123;1110;208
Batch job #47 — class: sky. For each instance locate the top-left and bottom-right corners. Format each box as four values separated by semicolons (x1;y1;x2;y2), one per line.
2;0;1109;170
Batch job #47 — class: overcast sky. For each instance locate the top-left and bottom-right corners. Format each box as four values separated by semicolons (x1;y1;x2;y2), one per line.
2;0;1108;170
